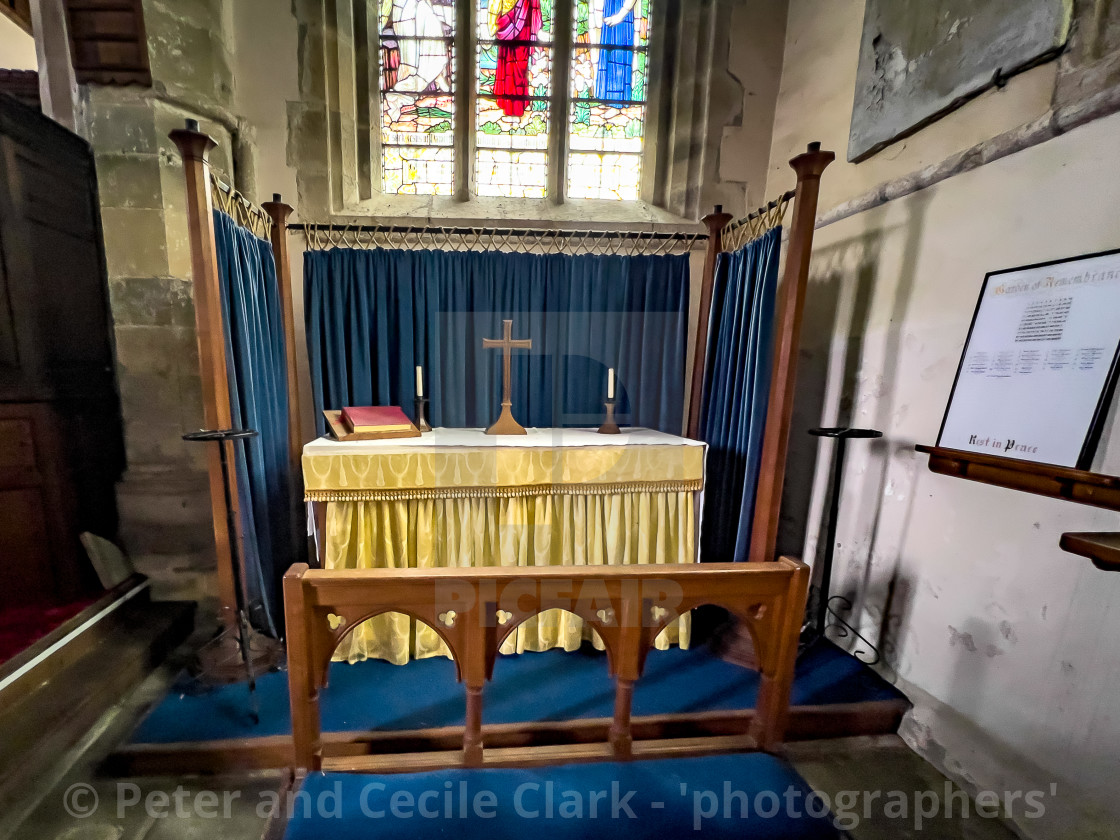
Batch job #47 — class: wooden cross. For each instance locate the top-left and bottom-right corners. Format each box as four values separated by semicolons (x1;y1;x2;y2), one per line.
482;319;532;435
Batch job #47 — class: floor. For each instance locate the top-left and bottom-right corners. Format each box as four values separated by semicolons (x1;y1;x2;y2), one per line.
787;738;1020;840
9;736;1020;840
128;638;904;744
6;647;1020;840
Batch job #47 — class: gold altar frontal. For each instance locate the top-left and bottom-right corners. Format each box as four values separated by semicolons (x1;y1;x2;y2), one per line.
303;428;706;664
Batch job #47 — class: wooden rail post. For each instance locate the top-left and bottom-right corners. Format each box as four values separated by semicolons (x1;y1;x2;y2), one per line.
748;144;834;563
283;564;321;770
461;593;488;767
686;206;733;439
262;194;306;566
609;594;642;758
751;560;809;750
170;121;241;626
261;194;303;479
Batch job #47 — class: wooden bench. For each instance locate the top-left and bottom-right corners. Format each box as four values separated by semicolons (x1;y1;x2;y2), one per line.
284;559;809;772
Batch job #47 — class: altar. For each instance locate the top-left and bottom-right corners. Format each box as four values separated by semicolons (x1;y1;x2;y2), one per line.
303;428;706;664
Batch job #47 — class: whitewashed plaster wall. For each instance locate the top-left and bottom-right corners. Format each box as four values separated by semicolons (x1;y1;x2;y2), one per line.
0;14;36;70
803;117;1120;838
763;0;1060;210
761;1;1120;836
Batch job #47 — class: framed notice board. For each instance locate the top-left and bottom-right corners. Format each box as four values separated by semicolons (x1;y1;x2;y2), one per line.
938;249;1120;469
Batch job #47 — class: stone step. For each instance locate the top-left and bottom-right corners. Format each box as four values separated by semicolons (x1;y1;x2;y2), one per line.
0;581;194;824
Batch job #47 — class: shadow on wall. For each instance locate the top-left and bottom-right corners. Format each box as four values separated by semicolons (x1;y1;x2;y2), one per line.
778;193;931;677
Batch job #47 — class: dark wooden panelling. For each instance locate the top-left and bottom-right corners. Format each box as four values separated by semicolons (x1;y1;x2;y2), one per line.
0;1;32;35
0;74;40;111
0;487;55;605
65;0;151;86
0;95;123;608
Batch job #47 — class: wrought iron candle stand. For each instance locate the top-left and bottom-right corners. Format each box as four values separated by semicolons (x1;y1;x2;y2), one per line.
801;426;883;664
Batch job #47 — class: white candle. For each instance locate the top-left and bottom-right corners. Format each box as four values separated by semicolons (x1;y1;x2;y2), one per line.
416;365;423;397
608;368;615;400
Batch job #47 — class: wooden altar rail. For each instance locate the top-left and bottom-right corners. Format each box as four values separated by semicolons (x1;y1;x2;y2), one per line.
170;122;305;624
687;143;835;568
284;559;810;772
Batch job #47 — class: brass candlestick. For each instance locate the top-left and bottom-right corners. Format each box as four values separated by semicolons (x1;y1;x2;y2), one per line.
598;399;620;434
413;397;432;432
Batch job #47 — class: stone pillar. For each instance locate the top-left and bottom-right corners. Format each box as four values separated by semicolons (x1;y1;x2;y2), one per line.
78;0;242;608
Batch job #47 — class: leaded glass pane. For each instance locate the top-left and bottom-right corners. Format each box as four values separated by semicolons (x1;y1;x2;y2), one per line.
476;0;553;197
477;149;549;198
383;146;455;196
379;0;456;194
568;152;640;200
568;0;648;199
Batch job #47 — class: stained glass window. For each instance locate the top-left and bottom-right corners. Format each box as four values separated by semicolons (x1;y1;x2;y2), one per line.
373;0;651;201
379;0;457;195
568;0;648;200
475;0;554;198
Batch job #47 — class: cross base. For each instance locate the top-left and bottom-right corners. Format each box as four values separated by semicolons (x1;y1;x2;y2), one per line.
485;401;527;435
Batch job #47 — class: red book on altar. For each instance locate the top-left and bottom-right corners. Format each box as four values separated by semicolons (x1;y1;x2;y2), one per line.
341;405;414;433
323;405;421;441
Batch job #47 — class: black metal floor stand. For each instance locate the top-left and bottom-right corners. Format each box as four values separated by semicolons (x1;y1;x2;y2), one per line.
182;427;272;724
799;426;883;665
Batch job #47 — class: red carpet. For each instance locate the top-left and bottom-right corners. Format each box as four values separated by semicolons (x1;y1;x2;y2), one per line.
0;598;100;666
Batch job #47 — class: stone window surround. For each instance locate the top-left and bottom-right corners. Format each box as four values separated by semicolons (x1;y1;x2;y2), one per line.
295;0;740;224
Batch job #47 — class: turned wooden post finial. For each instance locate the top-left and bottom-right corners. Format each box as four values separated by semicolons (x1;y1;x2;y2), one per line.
686;205;735;439
170;119;218;162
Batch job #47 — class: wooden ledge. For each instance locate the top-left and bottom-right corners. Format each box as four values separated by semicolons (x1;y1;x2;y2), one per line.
916;445;1120;512
103;700;911;776
1059;532;1120;571
321;735;763;774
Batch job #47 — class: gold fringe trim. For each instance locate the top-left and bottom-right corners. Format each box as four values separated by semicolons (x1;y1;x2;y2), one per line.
305;479;703;503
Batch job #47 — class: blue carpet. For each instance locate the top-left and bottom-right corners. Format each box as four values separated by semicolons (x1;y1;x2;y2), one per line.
284;754;842;839
132;639;903;744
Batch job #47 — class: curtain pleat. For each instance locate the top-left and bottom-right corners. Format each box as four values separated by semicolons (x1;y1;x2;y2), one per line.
698;227;782;562
214;210;293;635
303;248;690;433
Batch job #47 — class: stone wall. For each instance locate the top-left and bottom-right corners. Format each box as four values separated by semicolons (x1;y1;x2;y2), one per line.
77;0;244;606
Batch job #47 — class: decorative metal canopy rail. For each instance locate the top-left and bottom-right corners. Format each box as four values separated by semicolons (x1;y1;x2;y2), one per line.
291;222;704;256
721;189;796;253
210;171;273;240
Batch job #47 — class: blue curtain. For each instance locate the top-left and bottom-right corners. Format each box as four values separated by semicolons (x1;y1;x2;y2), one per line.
214;210;293;636
304;248;689;434
699;227;782;562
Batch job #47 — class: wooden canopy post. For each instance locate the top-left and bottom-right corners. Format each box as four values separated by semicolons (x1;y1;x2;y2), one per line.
748;143;835;563
686;206;733;438
261;195;303;478
170;121;241;627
